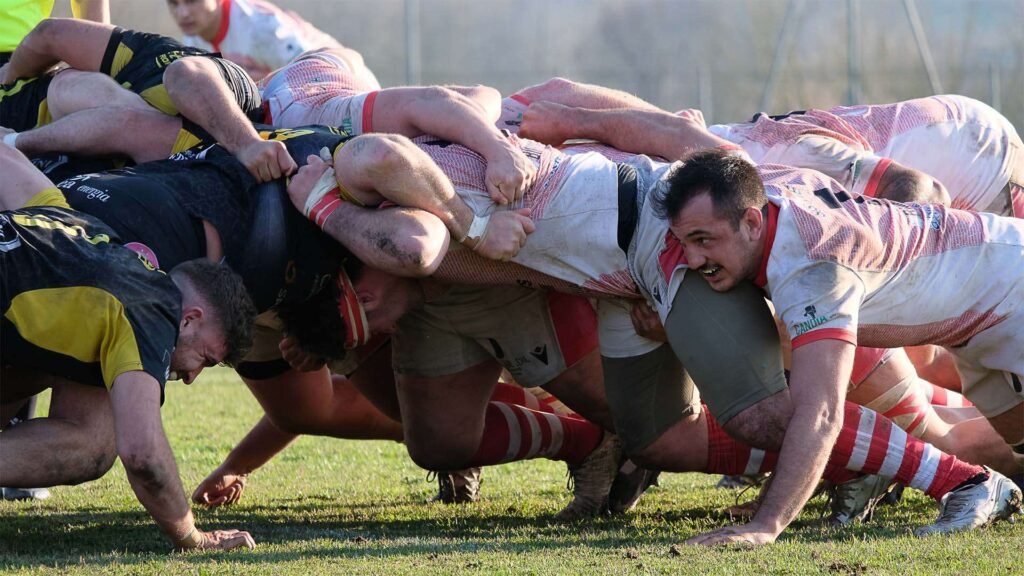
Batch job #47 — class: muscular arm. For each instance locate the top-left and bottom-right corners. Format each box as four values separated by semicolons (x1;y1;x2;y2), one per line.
108;371;199;543
874;162;951;205
748;339;854;539
521;103;730;161
371;86;534;203
0;143;58;210
110;371;255;549
323;203;449;278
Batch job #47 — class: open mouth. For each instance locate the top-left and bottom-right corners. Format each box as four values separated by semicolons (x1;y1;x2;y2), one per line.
700;265;722;279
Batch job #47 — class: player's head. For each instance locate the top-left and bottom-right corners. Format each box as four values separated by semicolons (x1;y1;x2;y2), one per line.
169;259;256;384
275;265;422;362
166;0;221;39
656;148;767;292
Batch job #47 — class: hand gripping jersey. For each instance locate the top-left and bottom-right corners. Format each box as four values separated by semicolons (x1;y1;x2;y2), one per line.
755;163;1024;415
709;96;1024;217
422;133;689;357
57;125;353;313
183;0;343;81
1;191;181;400
258;49;381;128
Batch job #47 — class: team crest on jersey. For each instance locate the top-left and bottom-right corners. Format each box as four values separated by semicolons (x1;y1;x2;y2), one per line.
790;306;837;337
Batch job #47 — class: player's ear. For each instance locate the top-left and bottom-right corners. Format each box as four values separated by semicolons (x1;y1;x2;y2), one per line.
180;305;205;329
741;206;763;237
356;288;379;312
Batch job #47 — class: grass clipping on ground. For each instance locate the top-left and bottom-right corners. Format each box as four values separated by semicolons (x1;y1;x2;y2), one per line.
1;367;1022;575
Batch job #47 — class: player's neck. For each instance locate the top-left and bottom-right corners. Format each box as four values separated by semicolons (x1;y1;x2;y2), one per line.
199;3;224;43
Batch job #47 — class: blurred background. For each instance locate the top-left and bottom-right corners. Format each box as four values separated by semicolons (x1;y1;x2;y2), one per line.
57;0;1024;129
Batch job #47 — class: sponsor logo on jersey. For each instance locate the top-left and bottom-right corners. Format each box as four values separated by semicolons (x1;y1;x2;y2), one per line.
791;308;838;337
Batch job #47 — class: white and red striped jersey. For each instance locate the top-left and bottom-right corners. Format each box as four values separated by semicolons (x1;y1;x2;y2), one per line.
258;50;381;130
757;164;1024;380
710;96;1024;217
183;0;343;81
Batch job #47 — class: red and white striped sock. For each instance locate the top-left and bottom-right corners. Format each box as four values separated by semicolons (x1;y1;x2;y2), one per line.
703;403;983;498
488;382;581;418
827;402;984;499
470;401;602;467
924;382;973;408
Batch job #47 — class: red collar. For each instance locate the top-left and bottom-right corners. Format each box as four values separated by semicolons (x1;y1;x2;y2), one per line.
753;202;779;288
211;0;232;52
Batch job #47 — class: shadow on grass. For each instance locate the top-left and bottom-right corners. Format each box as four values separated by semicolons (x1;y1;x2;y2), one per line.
0;494;943;570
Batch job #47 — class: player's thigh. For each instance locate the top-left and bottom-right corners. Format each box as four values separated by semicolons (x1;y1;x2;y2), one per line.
46;70;149;119
541;348;614;431
602;343;697;456
664;271;788;426
348;339;402;422
48;378;114;440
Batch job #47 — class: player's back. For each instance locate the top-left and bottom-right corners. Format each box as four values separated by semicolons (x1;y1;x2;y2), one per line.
764;163;1024;348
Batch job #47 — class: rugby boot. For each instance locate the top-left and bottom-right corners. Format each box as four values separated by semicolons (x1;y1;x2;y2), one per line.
824;474;895;526
428;468;482;504
555;433;622;520
914;468;1022;537
608;459;660;514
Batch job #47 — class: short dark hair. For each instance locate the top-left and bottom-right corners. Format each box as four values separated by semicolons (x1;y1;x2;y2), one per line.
170;259;256;366
273;280;348;361
656;148;766;228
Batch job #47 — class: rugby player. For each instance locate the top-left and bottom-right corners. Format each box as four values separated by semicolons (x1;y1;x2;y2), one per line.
283;119;1021;542
0;18;295;182
0;144;257;551
166;0;368;83
660;148;1024;541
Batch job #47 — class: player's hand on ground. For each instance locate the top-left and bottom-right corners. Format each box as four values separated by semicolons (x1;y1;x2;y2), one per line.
684;522;778;547
468;208;535;261
192;465;248;508
279;336;326;372
630;301;667;342
484;144;536;205
196;529;257;551
237;139;297;183
519;101;577;146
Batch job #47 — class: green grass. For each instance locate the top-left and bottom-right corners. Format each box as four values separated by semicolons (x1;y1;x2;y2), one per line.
2;368;1022;575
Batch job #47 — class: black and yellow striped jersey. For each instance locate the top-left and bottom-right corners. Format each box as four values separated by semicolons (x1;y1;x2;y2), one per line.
1;189;181;399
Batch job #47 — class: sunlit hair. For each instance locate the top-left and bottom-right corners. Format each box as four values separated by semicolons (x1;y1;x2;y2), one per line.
170;259;256;366
656;148;766;229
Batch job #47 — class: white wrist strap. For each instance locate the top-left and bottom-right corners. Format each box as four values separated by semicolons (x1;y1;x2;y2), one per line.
302;166;340;218
2;132;18;148
462;213;490;243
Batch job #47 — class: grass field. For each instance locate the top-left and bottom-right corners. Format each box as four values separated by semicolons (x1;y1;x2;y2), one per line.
2;368;1022;575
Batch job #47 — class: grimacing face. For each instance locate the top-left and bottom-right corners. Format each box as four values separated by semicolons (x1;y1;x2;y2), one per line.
169;311;226;384
668;193;762;292
166;0;220;38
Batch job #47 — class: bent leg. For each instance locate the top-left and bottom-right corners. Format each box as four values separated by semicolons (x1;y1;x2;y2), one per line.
46;70;150;119
0;377;116;487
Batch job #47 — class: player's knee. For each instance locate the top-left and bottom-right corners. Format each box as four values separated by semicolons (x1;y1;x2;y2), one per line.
724;398;791;452
405;434;477;471
163;57;214;95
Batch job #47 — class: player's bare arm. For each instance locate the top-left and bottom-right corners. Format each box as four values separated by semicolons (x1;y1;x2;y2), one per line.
109;371;256;550
687;339;854;546
521;102;730;161
370;86;536;204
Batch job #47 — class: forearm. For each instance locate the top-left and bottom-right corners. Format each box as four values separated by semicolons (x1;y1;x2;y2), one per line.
217;415;298;476
570;107;727;160
373;86;513;167
120;434;196;543
322;203;448;277
751;407;842;534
